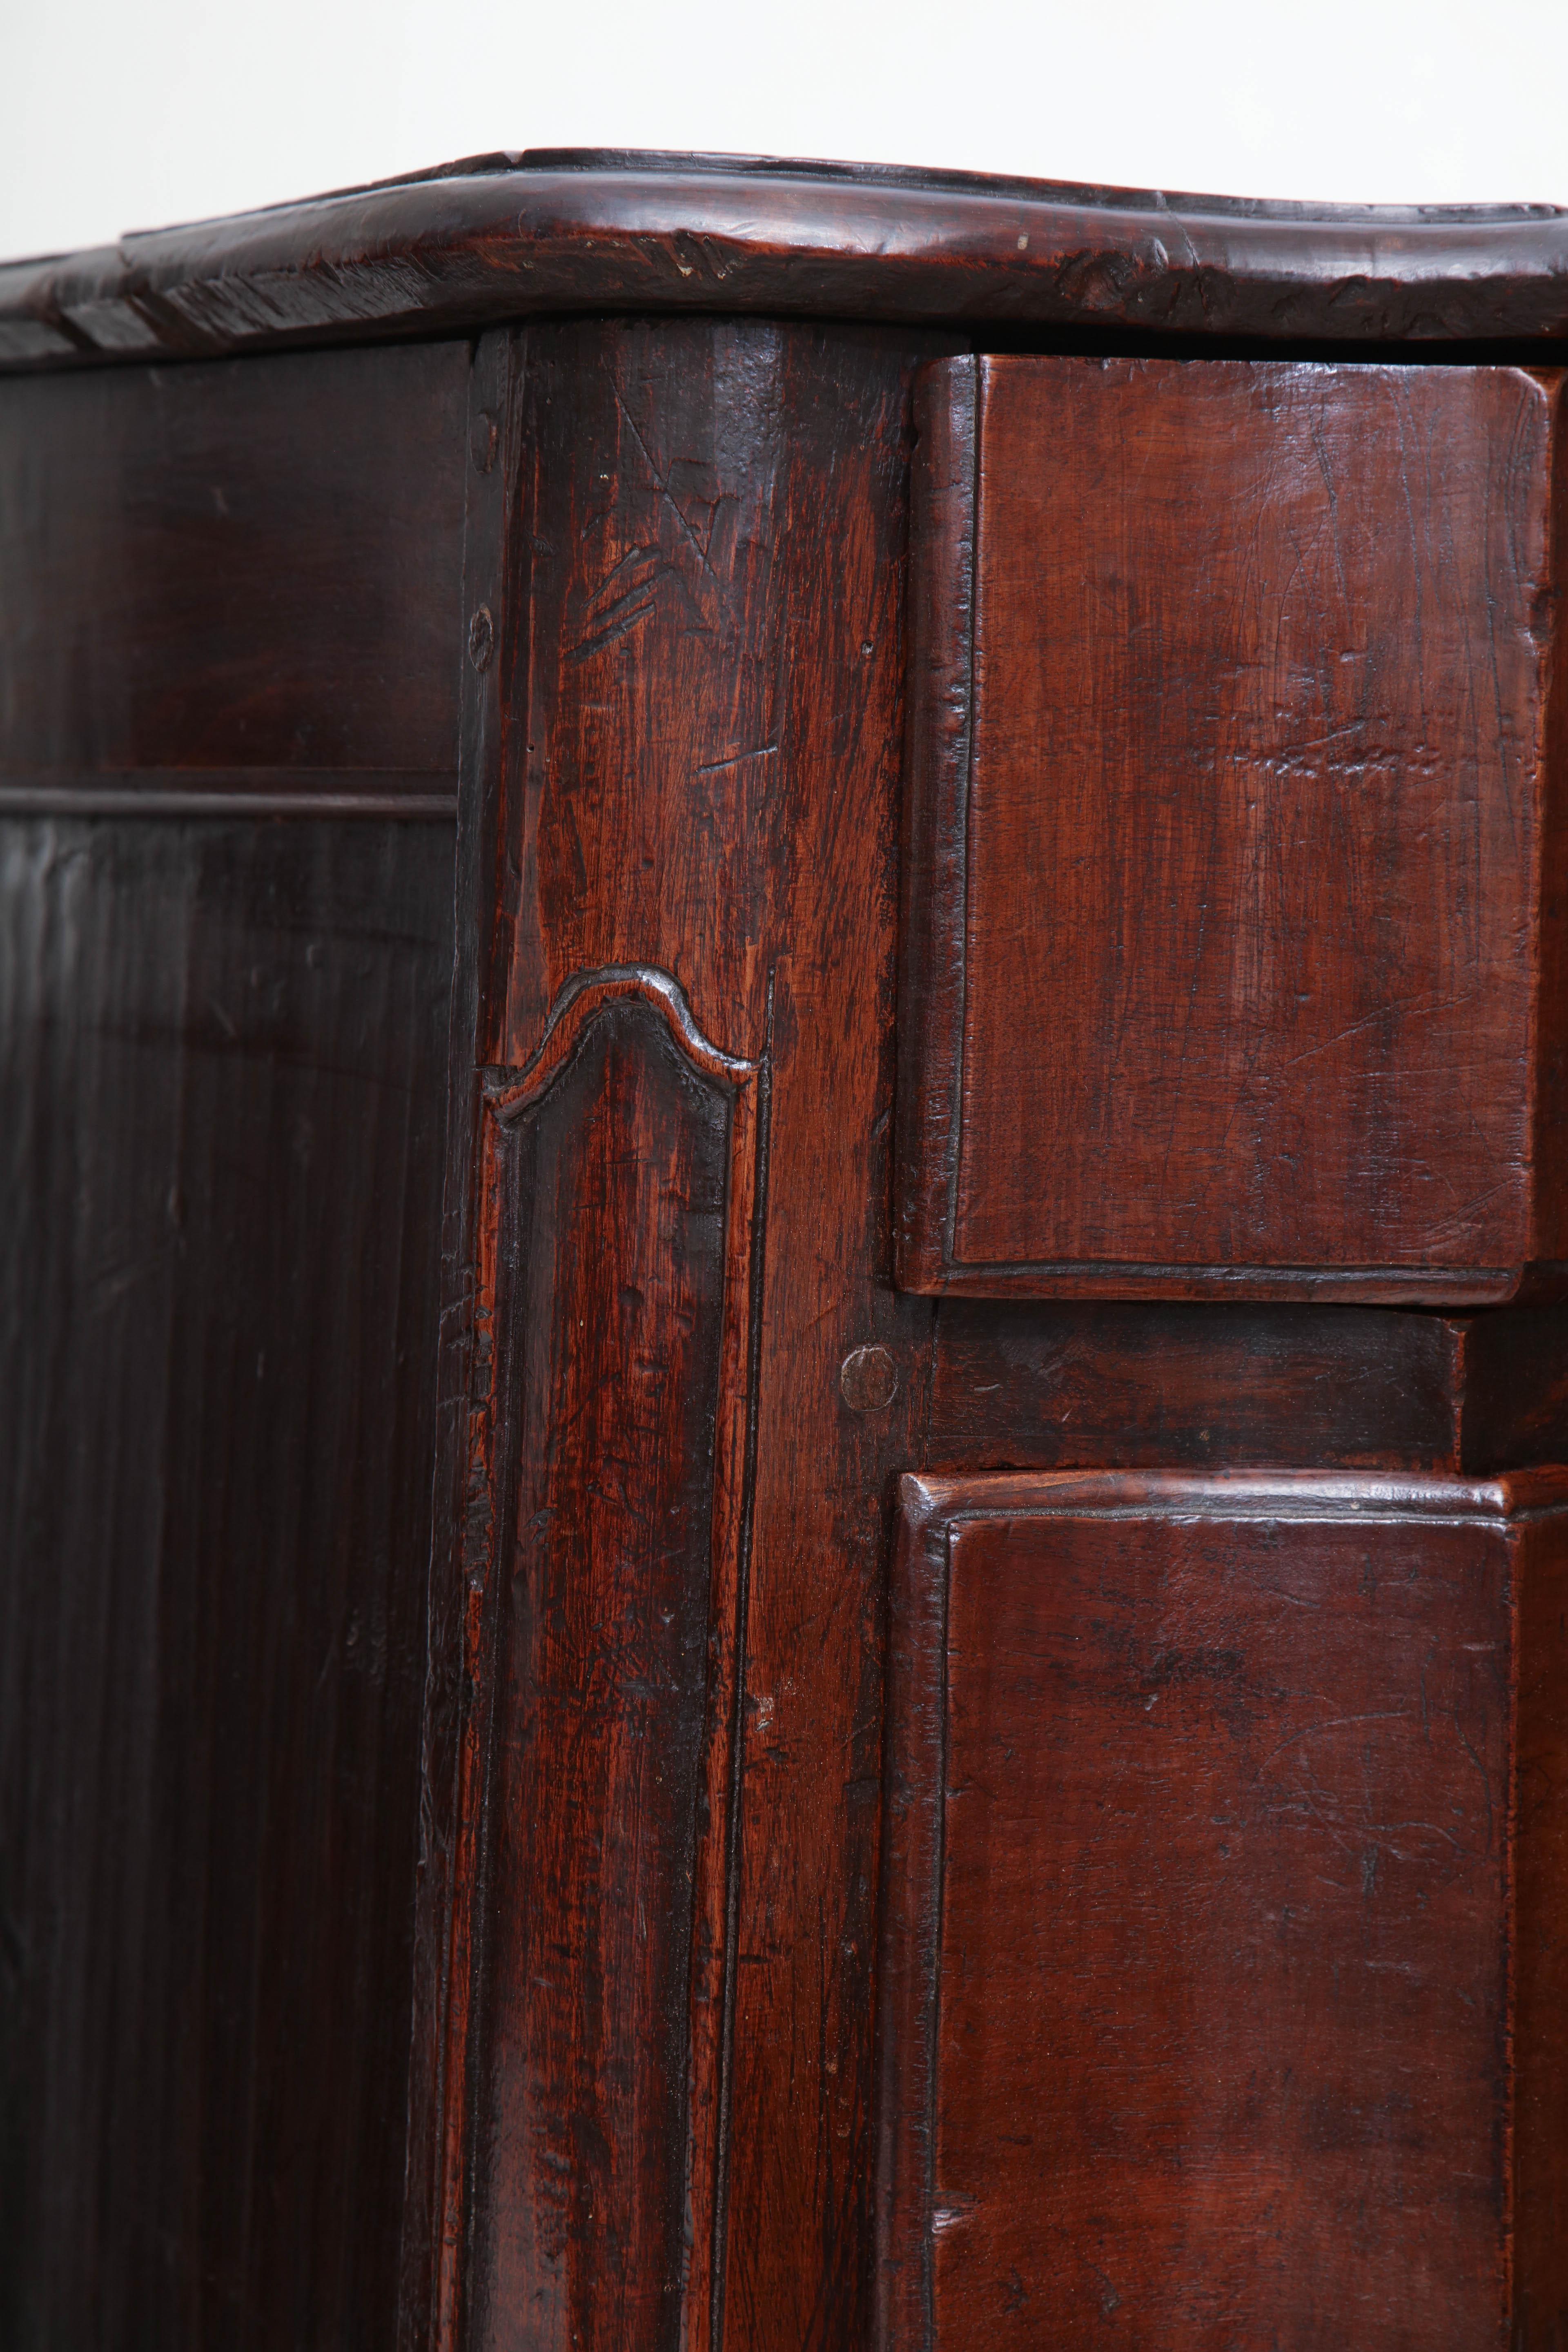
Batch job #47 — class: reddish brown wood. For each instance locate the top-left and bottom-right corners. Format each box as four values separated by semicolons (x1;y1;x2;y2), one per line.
410;316;944;2352
927;1301;1568;1473
1459;1307;1568;1472
9;154;1568;374
878;1468;1568;2350
9;151;1568;2352
898;356;1568;1303
458;973;757;2352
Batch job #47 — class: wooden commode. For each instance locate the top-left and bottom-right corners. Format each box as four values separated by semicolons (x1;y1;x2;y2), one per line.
4;152;1568;2350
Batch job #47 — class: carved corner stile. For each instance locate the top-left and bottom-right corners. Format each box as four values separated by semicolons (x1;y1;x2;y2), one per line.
436;963;767;2352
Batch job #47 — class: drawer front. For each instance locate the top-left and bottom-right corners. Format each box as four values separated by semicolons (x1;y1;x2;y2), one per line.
895;355;1568;1303
875;1470;1568;2351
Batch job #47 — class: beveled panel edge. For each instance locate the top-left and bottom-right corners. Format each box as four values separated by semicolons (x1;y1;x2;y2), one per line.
425;962;767;2352
486;963;758;1118
898;1257;1568;1305
894;357;976;1295
895;1463;1568;1530
7;150;1568;376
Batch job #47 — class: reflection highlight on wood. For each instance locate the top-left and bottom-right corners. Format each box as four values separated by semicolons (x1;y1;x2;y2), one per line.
898;355;1568;1301
878;1469;1568;2350
12;154;1568;2352
443;969;760;2352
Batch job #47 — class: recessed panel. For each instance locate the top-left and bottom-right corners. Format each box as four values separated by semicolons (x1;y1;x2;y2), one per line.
0;342;469;784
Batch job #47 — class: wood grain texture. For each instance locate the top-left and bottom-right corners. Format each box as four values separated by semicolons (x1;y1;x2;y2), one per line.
460;975;757;2352
898;355;1568;1302
0;816;453;2350
8;152;1568;372
15;164;1568;2352
927;1301;1568;1473
494;318;831;1058
0;343;468;781
877;1469;1568;2351
412;315;943;2352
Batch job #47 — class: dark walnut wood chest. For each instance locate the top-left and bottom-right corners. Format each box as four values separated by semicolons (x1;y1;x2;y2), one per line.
4;151;1568;2350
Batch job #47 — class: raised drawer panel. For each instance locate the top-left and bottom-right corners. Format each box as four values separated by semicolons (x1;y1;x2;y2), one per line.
896;355;1568;1302
875;1469;1568;2350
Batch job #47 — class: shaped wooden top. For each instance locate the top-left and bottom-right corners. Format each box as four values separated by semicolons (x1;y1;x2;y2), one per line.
4;149;1568;373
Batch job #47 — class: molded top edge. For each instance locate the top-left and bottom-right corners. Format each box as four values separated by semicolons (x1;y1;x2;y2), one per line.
4;146;1568;375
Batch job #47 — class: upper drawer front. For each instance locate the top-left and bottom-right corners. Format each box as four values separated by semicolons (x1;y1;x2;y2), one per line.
895;355;1568;1303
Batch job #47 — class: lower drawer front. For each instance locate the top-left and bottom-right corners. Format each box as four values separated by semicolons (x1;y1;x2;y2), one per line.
876;1470;1568;2350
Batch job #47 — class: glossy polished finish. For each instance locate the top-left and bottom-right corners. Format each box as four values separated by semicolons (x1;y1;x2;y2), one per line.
466;977;756;2352
400;316;942;2352
7;151;1568;374
6;150;1568;2352
878;1469;1568;2351
898;354;1568;1301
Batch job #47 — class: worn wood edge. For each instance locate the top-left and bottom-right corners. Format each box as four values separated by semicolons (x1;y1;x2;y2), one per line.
873;1477;951;2352
894;356;976;1292
900;1258;1568;1304
680;1044;760;2352
8;154;1568;376
415;964;762;2352
897;1465;1568;1525
486;964;757;1118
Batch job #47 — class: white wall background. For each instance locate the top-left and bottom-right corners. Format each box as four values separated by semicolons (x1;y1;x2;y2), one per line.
3;0;1566;262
